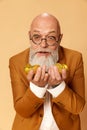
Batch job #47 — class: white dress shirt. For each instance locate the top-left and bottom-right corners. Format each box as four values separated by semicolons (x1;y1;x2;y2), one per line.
30;81;65;130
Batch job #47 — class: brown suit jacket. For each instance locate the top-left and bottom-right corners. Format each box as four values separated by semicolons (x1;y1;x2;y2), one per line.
9;46;85;130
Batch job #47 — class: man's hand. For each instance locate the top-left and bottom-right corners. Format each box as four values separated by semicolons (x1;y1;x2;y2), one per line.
27;65;49;87
48;65;68;87
27;65;68;87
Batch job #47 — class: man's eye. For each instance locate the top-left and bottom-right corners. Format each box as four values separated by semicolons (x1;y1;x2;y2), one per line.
48;36;56;40
33;35;41;39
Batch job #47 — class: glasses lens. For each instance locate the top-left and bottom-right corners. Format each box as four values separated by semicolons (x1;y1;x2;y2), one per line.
47;36;56;45
32;35;41;44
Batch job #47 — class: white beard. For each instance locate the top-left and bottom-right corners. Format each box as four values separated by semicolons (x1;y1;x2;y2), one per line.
29;48;59;71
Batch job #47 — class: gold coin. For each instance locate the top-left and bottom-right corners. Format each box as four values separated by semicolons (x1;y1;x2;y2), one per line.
55;63;68;73
24;64;40;74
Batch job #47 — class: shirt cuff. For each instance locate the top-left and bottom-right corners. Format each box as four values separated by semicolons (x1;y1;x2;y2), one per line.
30;82;48;98
47;81;66;98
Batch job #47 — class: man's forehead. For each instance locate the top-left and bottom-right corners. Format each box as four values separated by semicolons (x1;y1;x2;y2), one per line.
30;22;59;34
31;30;57;34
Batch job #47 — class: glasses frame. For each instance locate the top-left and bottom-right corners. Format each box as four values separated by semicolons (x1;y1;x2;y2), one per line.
30;33;62;46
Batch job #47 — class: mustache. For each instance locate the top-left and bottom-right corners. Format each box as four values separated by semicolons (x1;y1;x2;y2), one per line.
30;48;53;58
31;49;52;53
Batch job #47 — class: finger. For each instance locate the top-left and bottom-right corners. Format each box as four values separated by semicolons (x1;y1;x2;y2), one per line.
34;67;42;81
44;73;49;81
48;67;51;75
49;66;55;80
61;69;67;79
27;70;35;81
41;65;46;80
54;66;62;81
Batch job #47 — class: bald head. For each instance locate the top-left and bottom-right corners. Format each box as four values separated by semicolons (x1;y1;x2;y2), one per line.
30;13;61;35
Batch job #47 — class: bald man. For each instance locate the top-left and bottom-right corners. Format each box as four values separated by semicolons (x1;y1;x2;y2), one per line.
9;13;85;130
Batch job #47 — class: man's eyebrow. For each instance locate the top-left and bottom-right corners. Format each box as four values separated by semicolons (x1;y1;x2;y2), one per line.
33;30;40;33
48;31;56;34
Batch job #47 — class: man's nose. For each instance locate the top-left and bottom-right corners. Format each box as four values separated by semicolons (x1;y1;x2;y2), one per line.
40;38;48;48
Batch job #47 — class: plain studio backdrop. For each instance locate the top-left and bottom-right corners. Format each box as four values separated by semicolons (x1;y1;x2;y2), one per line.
0;0;87;130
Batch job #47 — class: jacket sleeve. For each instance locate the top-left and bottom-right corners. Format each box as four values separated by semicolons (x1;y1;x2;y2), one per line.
9;58;44;118
52;53;85;114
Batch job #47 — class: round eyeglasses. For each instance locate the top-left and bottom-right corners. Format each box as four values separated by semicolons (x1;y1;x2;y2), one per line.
30;34;61;46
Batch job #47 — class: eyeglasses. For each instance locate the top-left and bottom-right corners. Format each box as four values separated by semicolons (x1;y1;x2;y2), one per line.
30;34;61;46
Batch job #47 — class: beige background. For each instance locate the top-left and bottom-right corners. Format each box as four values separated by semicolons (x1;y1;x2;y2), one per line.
0;0;87;130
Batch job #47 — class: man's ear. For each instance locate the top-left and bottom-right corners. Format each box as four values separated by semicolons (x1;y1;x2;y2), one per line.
58;34;63;42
